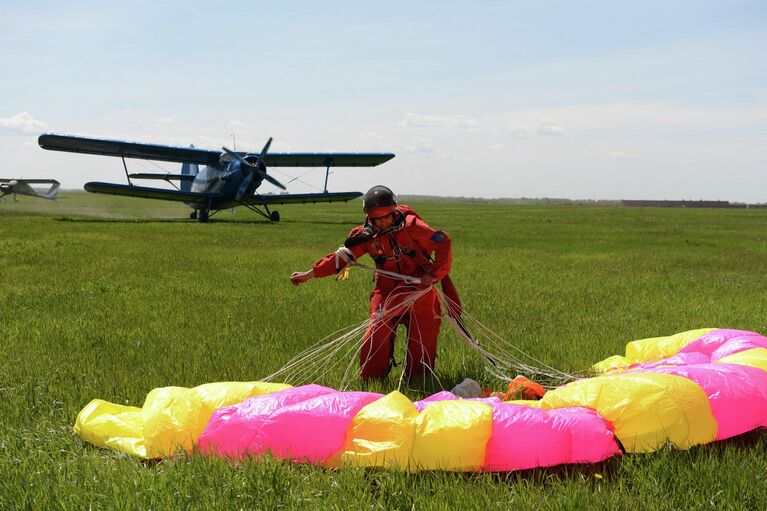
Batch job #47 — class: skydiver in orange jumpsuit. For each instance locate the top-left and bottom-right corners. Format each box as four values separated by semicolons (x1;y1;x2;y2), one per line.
290;185;454;380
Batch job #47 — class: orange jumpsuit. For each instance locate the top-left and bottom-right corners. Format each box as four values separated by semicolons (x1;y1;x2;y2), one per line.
311;206;452;379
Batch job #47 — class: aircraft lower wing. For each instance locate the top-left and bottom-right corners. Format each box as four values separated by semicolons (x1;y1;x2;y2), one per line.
241;191;363;206
84;182;207;203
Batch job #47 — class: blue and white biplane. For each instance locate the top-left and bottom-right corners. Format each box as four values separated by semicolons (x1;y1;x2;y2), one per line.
38;134;394;222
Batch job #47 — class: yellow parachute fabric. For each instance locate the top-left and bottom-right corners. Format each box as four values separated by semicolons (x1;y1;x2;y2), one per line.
539;372;718;452
410;400;493;471
74;381;290;458
716;348;767;372
339;391;417;468
74;400;145;456
337;392;494;471
591;328;716;373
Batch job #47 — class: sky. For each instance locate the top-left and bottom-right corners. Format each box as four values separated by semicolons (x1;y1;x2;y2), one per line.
1;0;766;202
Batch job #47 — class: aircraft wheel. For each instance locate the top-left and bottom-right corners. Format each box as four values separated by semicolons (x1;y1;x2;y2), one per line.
199;209;209;223
190;210;198;220
270;210;280;222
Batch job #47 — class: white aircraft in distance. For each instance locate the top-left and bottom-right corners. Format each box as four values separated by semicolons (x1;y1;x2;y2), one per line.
38;133;395;223
0;178;60;201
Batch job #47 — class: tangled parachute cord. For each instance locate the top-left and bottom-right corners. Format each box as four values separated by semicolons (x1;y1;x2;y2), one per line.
265;261;580;390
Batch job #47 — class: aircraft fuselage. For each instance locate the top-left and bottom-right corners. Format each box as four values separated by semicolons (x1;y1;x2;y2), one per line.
186;160;264;210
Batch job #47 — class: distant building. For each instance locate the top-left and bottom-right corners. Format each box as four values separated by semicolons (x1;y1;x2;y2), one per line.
622;200;746;209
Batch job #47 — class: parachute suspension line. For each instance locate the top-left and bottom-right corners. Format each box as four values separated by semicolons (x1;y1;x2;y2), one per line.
262;282;434;390
375;285;444;393
330;285;429;390
398;309;445;394
338;253;578;385
334;250;447;391
334;248;422;285
435;289;581;387
262;318;369;386
266;259;579;389
298;323;367;387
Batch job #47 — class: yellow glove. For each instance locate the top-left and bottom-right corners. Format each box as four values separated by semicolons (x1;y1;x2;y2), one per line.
334;266;350;281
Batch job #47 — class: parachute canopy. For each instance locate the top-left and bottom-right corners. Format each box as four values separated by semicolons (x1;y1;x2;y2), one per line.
75;328;767;471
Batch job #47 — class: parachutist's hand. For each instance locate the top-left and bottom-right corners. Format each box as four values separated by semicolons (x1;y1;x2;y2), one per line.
290;270;314;286
419;272;436;288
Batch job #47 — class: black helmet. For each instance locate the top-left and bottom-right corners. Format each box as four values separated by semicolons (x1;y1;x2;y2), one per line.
362;185;397;213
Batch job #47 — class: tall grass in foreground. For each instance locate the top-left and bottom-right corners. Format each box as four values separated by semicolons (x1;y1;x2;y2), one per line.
1;193;766;509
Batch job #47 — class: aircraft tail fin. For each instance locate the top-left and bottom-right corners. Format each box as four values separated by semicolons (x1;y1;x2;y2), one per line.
180;145;199;192
39;180;60;199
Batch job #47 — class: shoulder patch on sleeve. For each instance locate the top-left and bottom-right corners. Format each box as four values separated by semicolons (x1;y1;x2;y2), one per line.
430;231;446;243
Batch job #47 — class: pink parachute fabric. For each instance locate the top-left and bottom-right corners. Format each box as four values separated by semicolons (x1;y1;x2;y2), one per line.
199;387;620;471
74;328;767;471
199;385;383;463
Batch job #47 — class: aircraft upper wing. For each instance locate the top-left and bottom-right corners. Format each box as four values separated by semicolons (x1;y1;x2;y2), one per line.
39;134;222;166
128;173;196;181
237;191;363;207
39;133;394;167
84;182;207;203
262;153;394;167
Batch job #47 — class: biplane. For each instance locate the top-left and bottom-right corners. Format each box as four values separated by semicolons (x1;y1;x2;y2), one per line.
38;134;394;222
0;178;60;201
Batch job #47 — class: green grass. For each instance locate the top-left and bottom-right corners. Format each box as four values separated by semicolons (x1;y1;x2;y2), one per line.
2;192;767;509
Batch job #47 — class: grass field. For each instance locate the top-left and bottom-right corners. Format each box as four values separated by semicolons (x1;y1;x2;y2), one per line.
1;192;767;509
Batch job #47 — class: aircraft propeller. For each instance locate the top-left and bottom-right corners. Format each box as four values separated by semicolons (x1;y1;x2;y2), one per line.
222;137;286;200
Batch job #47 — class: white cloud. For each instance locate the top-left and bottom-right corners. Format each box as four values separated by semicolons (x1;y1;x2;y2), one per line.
492;101;767;133
504;119;568;136
535;118;568;136
229;119;252;129
391;137;436;154
401;112;479;129
156;117;175;125
103;110;137;121
348;132;433;154
607;151;639;160
506;124;534;136
356;132;385;143
0;112;47;133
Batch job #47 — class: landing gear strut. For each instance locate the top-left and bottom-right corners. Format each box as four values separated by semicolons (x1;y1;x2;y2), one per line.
236;198;281;222
199;209;209;223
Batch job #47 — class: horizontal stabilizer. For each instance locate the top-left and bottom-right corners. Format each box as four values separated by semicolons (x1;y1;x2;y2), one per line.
84;182;208;203
0;178;60;185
